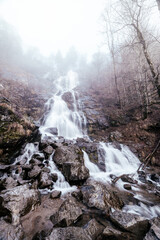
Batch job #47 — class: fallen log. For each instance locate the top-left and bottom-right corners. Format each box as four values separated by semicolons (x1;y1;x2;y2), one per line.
137;140;160;172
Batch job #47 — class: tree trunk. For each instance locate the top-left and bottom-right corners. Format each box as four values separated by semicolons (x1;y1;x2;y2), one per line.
156;0;160;12
132;23;160;97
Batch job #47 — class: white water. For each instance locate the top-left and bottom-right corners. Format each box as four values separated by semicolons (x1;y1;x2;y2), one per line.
83;144;160;219
12;70;159;217
47;153;77;195
14;143;39;165
40;71;87;139
83;142;140;186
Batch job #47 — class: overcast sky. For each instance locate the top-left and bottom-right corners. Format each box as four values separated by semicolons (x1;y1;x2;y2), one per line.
0;0;106;56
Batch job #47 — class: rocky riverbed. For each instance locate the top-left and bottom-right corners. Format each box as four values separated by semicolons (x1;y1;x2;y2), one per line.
0;76;160;240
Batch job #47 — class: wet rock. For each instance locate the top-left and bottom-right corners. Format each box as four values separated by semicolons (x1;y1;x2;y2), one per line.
103;225;123;239
110;210;149;238
32;220;54;239
62;91;74;110
39;172;53;189
144;217;160;240
124;184;132;190
51;173;58;182
50;197;82;227
46;227;91;240
83;218;104;239
50;191;61;199
0;220;24;240
0;184;40;225
30;158;43;165
150;174;159;183
47;218;104;240
121;175;138;184
76;139;99;164
32;153;45;161
43;145;54;157
53;145;89;183
28;165;42;178
81;179;124;211
45;127;58;135
0;176;17;190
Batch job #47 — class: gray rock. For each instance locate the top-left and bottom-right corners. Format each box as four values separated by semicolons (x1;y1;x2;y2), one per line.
32;153;45;161
81;179;124;211
110;210;149;238
1;177;17;189
43;145;54;156
103;225;123;238
0;184;40;225
39;172;53;189
28;165;42;178
51;173;58;182
50;191;61;199
46;227;91;240
54;145;89;183
144;217;160;240
121;175;138;184
50;197;82;227
46;127;58;135
47;218;104;240
0;220;24;240
83;218;104;240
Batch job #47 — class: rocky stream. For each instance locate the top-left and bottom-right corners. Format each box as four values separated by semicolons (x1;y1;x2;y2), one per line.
0;71;160;240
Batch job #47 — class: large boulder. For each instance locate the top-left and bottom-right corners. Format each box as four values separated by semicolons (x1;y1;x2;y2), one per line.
53;145;89;183
46;227;91;240
110;210;149;239
144;217;160;240
81;179;124;211
47;218;104;240
76;139;99;165
0;184;40;225
50;197;82;227
0;220;24;240
39;171;53;189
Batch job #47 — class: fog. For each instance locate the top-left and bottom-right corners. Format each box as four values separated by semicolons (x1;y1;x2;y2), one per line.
0;0;160;113
0;0;105;57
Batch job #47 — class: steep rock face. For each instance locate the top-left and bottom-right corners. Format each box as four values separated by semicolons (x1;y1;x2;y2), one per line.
0;78;46;164
77;87;160;167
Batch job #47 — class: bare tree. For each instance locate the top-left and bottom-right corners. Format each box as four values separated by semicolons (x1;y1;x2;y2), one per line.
156;0;160;12
111;0;160;97
103;7;122;108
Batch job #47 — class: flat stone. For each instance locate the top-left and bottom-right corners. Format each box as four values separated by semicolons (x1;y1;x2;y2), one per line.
50;191;61;199
50;197;82;227
110;210;149;237
46;227;91;240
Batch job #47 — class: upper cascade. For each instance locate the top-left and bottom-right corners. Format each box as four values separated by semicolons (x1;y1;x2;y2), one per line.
40;71;87;140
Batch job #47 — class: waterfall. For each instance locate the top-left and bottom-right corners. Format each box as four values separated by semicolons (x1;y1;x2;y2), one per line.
40;71;87;140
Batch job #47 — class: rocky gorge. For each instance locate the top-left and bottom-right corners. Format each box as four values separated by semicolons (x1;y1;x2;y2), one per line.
0;71;160;240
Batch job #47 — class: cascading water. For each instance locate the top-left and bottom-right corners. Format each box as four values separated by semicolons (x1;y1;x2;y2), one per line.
40;71;87;139
13;70;159;218
83;142;140;186
83;143;160;219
